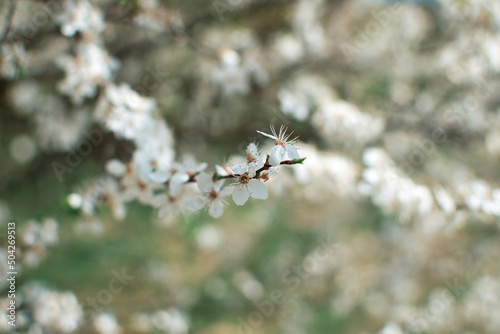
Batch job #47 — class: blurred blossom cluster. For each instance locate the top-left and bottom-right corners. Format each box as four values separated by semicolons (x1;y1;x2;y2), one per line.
1;0;500;333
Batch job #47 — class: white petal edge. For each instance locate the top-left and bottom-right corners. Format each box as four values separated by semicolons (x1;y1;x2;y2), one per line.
190;196;207;211
232;186;249;206
196;172;213;193
256;130;277;140
231;163;247;175
286;144;300;160
269;145;284;166
220;185;235;197
149;170;170;183
171;172;190;184
106;159;127;177
208;200;224;218
248;179;268;200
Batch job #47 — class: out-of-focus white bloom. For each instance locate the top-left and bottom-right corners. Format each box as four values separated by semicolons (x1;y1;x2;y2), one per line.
57;0;105;37
9;134;37;164
0;43;27;79
456;179;500;217
134;0;184;33
150;308;189;334
230;163;268;206
97;178;127;220
34;99;90;152
77;177;127;219
155;155;208;197
94;313;122;334
481;33;500;72
23;283;83;333
6;80;40;115
67;193;83;209
95;83;156;140
293;0;326;54
190;172;232;218
195;224;223;250
257;125;300;166
119;164;160;205
134;121;175;172
19;218;59;267
279;75;336;122
106;160;128;178
291;144;359;201
233;270;264;300
378;322;403;334
433;184;456;215
313;100;384;148
152;187;195;221
212;48;249;96
273;33;304;63
39;218;59;246
359;148;434;222
56;43;120;104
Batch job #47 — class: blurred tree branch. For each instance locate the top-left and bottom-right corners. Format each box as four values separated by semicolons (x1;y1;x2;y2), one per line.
0;0;16;42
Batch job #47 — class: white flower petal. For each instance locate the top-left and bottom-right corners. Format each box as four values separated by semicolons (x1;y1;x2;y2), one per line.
149;171;171;183
171;172;190;184
231;163;248;175
170;172;190;196
213;179;224;192
151;193;167;207
106;159;127;177
208;200;224;218
190;196;207;211
216;164;231;176
197;172;214;193
232;186;249;206
248;179;268;200
256;130;277;140
220;185;235;197
247;162;257;177
285;144;300;160
269;145;284;166
247;143;259;157
195;162;208;172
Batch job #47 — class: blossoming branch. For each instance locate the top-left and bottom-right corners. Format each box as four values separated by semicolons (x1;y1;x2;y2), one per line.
100;125;305;219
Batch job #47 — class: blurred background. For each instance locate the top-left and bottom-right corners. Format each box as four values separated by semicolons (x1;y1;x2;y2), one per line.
1;0;500;333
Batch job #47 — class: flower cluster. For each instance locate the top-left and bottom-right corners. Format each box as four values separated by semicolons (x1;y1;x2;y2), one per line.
126;125;304;219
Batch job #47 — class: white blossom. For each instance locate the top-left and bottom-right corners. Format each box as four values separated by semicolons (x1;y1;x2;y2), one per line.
57;0;105;37
56;43;120;104
257;125;300;166
190;172;232;218
23;283;83;333
230;163;268;206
